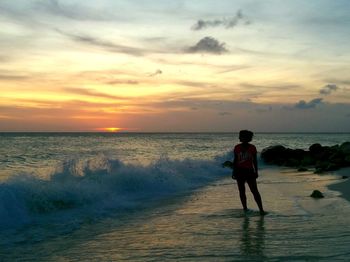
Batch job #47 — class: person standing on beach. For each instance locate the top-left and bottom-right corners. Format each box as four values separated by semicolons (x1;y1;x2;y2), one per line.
233;130;265;215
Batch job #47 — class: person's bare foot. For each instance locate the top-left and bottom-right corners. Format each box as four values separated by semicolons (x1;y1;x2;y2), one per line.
260;210;267;216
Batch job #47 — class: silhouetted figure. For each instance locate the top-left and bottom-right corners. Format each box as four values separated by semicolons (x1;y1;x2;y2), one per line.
233;130;265;215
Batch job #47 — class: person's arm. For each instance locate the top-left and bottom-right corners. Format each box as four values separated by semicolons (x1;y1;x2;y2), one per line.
233;152;238;168
232;151;238;179
253;152;258;177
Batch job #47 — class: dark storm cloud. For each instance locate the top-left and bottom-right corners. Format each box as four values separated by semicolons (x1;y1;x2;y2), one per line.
56;29;146;56
294;98;323;109
191;10;250;30
186;37;228;54
319;84;338;95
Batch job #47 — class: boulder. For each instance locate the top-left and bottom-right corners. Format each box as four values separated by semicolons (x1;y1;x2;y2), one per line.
261;142;350;173
298;167;308;172
285;158;300;167
222;160;233;169
345;155;350;165
310;190;324;198
309;143;322;154
261;145;286;164
340;142;350;155
300;154;315;166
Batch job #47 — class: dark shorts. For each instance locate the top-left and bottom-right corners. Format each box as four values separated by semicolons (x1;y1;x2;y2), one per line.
234;168;258;181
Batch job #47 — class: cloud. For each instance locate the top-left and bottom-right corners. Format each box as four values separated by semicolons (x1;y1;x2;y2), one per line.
106;80;139;85
218;111;232;116
240;83;300;90
37;0;114;21
63;87;126;100
148;98;256;112
294;98;323;109
239;82;302;99
256;106;272;113
191;10;250;30
0;55;11;62
2;97;350;132
186;37;228;54
56;29;145;56
148;69;162;77
14;98;123;109
325;79;350;86
176;80;216;89
0;74;29;80
217;65;251;74
319;84;338;95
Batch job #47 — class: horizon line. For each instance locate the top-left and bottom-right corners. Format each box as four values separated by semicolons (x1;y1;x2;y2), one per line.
0;131;349;134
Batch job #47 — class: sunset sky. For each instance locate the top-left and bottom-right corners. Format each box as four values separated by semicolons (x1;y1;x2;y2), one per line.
1;0;349;132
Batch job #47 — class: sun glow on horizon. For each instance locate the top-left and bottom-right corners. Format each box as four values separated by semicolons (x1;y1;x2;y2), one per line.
97;127;122;132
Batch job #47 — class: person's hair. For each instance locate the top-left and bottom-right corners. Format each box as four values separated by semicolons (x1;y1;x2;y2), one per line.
239;130;254;142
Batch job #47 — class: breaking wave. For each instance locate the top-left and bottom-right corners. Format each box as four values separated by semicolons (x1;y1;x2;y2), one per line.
0;152;233;230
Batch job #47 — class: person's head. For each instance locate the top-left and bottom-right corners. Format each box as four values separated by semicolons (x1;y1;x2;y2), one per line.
239;130;254;143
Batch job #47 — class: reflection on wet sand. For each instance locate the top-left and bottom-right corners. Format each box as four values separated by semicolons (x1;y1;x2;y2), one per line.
239;215;266;259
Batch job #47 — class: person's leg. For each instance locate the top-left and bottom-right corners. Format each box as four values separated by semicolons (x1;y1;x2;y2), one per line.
247;179;265;214
237;178;247;211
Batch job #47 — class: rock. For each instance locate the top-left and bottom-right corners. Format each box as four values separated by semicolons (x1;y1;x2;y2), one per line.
293;149;308;160
345;155;350;164
261;142;350;172
309;143;322;154
261;145;286;164
298;167;308;172
285;158;300;167
300;155;315;166
310;190;324;198
340;142;350;155
222;160;233;169
342;176;348;179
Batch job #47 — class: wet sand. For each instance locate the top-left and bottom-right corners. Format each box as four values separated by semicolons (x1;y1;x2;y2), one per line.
4;166;350;261
328;167;350;202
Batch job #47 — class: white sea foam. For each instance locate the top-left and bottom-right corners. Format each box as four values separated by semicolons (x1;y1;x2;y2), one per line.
0;152;233;230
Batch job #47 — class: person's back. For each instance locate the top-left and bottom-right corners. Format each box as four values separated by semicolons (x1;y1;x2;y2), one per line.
234;143;257;178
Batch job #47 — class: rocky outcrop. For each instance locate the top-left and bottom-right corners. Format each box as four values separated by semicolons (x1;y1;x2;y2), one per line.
310;190;324;198
261;142;350;173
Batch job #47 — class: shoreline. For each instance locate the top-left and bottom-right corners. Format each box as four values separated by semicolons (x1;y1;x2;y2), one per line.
327;167;350;202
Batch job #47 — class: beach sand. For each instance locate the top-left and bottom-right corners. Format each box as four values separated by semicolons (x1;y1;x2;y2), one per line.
4;166;350;261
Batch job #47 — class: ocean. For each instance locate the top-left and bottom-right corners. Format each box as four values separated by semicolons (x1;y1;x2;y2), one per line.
1;132;350;261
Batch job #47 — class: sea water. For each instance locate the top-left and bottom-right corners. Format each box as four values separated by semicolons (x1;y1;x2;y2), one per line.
0;133;349;261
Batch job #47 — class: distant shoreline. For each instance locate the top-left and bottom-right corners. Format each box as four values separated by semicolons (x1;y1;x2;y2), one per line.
1;131;350;135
